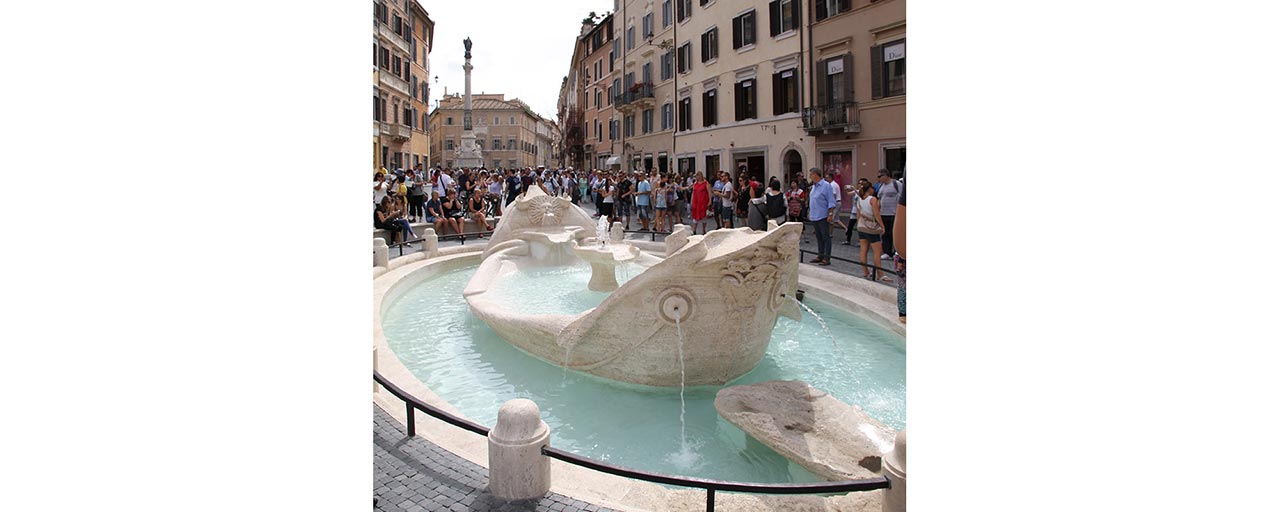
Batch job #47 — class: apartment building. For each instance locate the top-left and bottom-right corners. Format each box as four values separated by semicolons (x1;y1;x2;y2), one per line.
407;1;435;171
803;0;905;211
610;0;678;174
373;0;427;172
428;94;545;170
671;0;811;185
578;14;618;171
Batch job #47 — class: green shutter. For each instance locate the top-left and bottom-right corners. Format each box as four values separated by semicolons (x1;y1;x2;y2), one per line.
871;46;884;100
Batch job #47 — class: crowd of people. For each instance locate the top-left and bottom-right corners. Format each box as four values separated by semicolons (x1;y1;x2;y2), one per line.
373;163;905;322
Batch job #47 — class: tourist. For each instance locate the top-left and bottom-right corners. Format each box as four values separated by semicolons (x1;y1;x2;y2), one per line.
854;182;886;278
597;176;616;223
616;173;633;229
765;177;786;226
844;178;870;245
487;172;504;217
711;172;725;229
468;185;492;238
373;172;390;210
424;190;442;231
786;180;806;231
893;175;906;323
635;173;652;231
876;169;902;260
407;170;426;222
719;172;736;229
375;196;411;246
736;174;753;228
653;178;668;233
807;168;837;266
670;174;687;227
440;189;464;236
689;172;710;235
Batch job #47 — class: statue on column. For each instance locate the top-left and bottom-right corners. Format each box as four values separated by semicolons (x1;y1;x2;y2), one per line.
464;37;472;59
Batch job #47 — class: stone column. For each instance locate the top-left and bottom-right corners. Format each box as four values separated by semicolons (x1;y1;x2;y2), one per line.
487;399;551;501
423;228;439;257
882;429;906;512
374;238;389;268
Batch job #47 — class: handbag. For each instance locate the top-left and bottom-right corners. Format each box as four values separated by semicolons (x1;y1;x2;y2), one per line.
856;207;885;235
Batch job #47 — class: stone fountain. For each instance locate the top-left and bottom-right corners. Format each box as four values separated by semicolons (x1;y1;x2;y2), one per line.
464;185;802;386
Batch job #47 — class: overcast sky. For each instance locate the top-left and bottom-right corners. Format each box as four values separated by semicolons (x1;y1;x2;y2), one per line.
424;0;614;120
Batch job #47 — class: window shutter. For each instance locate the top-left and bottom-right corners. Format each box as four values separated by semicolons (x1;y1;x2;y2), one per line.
773;72;783;115
839;0;851;13
842;54;855;102
870;46;884;100
734;82;744;121
790;0;801;31
815;59;828;108
733;17;742;48
769;1;781;37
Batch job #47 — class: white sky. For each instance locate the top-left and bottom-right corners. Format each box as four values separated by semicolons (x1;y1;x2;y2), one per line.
424;0;615;120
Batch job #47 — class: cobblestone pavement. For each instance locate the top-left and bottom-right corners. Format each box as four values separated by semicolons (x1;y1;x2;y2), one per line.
374;405;616;512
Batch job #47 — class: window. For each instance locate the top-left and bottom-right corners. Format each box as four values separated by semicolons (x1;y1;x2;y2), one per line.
702;89;717;127
816;0;851;21
643;13;653;38
596;89;602;109
662;0;672;27
818;54;853;107
611;40;618;71
732;11;756;49
373;95;381;121
734;78;756;120
661;50;673;81
381;47;390;69
773;69;798;114
508;139;516;150
510;116;516;125
627;26;635;50
375;2;387;23
403;107;411;126
373;43;378;66
392;55;401;73
422;113;428;128
677;0;691;23
607;85;614;105
662;102;673;130
642;108;654;134
678;97;692;131
493;138;501;150
446;116;453;125
700;28;718;62
393;14;403;36
624;114;635;137
769;0;799;36
609;119;617;140
642;62;652;84
677;43;692;73
446;139;454;150
873;39;906;99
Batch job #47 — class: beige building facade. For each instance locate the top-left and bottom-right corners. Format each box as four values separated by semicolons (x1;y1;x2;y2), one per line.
407;1;435;171
671;0;811;185
428;94;546;170
804;0;905;212
613;0;678;174
373;0;431;173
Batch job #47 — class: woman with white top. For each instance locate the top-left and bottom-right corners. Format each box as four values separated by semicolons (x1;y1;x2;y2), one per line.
854;183;885;280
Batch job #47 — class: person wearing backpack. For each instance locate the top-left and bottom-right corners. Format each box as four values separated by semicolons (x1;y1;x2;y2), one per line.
876;169;902;260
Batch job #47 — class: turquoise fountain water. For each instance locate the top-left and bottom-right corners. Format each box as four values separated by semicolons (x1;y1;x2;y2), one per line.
382;264;905;483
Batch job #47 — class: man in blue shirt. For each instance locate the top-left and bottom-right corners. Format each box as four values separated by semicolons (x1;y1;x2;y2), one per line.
807;167;837;266
635;173;652;231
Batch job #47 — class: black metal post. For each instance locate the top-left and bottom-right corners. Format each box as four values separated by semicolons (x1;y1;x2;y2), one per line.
405;402;415;437
706;489;715;511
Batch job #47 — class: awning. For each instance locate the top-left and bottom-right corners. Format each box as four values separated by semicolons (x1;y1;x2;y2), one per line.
605;156;622;167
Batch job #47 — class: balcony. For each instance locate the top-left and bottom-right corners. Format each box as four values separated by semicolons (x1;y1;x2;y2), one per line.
613;82;655;111
379;70;410;97
802;101;861;135
378;24;410;54
391;123;412;140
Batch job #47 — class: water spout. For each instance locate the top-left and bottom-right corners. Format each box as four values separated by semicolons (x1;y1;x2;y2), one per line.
787;295;844;358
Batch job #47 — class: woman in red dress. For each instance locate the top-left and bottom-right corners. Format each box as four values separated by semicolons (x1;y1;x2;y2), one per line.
690;173;710;234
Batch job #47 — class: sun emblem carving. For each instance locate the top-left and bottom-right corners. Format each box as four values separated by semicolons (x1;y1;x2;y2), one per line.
519;195;569;226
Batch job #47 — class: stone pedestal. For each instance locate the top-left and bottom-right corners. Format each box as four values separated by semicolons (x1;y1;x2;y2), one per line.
487;399;551;501
423;228;439;257
373;238;389;268
882;429;906;512
585;262;619;291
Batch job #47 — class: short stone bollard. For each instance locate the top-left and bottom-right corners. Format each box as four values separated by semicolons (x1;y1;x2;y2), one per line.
882;429;906;512
423;228;439;257
487;399;551;501
373;238;389;268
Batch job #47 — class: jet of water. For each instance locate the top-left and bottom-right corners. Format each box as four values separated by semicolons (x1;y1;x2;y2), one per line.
788;295;845;358
674;310;688;452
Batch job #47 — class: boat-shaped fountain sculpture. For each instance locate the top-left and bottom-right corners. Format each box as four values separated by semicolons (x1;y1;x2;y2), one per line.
463;186;801;386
